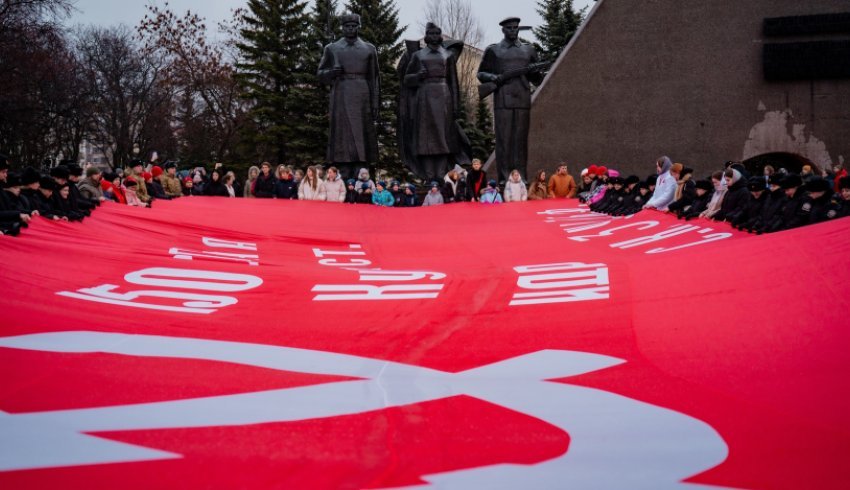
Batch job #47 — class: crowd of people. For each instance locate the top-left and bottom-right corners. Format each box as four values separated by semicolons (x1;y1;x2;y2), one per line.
2;152;848;237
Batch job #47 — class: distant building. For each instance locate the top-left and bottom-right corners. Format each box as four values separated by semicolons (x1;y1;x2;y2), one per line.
528;0;850;178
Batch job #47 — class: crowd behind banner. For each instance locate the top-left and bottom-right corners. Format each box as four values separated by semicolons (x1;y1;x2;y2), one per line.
1;153;848;237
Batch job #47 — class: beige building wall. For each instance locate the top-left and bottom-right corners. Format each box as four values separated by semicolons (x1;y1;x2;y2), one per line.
528;0;850;179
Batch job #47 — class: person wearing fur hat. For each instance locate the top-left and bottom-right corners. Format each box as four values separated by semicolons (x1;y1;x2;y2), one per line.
0;164;35;234
644;157;678;211
502;169;528;203
344;179;358;204
712;168;749;222
548;163;577;199
776;174;807;231
30;177;65;220
597;176;628;214
422;181;445;206
528;170;548;200
607;175;641;215
480;179;503;204
355;167;376;195
729;177;768;229
744;174;785;233
77;166;105;202
800;177;837;225
442;167;468;203
401;184;419;207
161;163;183;199
52;182;86;221
372;181;394;207
321;167;347;203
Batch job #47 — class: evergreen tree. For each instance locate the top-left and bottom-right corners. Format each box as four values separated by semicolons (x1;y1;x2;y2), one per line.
467;98;494;161
344;0;405;176
533;0;585;64
235;0;313;164
298;0;340;165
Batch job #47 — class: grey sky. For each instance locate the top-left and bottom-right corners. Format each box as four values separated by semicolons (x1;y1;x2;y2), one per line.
68;0;595;46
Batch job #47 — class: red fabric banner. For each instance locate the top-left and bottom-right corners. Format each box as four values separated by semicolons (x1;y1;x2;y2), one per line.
1;198;849;489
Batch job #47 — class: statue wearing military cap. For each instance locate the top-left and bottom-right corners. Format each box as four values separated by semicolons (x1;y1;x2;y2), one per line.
478;16;547;183
317;12;380;181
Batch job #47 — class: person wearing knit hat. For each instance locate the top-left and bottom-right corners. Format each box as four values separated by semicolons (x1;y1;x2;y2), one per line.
151;165;163;179
146;165;172;200
480;179;503;204
371;180;394;207
356;180;374;205
78;166;105;203
122;177;149;207
401;183;419;207
422;181;445;206
344;178;358;204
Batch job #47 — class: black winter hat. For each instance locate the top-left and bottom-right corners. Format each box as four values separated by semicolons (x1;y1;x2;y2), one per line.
625;175;640;186
768;174;784;186
780;174;803;189
21;167;41;186
610;177;625;185
747;177;766;192
695;179;713;191
49;165;70;180
682;167;694;177
639;182;650;190
3;172;21;188
39;176;57;191
67;163;84;177
646;175;657;186
839;176;850;190
806;177;831;193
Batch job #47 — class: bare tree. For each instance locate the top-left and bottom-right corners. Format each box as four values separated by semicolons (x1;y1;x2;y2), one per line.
138;5;247;164
76;25;171;168
421;0;484;114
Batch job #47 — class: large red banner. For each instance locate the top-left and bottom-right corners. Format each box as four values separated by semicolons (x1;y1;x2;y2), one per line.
1;198;849;489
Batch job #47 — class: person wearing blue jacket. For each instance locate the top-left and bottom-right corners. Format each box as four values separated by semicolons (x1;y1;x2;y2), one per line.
372;181;395;207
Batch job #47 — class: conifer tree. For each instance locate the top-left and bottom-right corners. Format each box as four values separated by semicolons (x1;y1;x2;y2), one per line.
533;0;585;64
467;98;494;161
235;0;313;164
344;0;405;175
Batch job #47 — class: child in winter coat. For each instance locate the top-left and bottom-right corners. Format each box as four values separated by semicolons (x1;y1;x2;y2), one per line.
480;180;503;204
503;169;528;202
402;184;419;207
390;181;404;206
344;179;359;204
357;182;374;204
372;181;395;207
422;182;445;206
356;168;376;195
123;178;148;207
321;167;346;203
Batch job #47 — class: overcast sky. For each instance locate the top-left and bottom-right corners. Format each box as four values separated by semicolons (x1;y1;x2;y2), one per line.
68;0;596;46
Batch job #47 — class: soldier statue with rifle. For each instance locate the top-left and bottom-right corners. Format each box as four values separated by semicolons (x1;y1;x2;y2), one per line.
477;17;549;184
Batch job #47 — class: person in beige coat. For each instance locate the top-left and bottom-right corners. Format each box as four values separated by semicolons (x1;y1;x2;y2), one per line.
321;167;346;203
298;166;326;201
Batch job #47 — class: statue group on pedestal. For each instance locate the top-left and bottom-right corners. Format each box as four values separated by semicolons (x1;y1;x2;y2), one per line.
318;14;549;184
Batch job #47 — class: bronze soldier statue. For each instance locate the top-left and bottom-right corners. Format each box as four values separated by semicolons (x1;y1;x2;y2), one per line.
478;17;547;183
398;23;470;182
317;13;380;181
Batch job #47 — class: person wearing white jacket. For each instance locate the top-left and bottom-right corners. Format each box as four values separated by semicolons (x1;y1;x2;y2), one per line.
298;166;326;201
321;167;346;203
503;169;528;202
644;156;678;211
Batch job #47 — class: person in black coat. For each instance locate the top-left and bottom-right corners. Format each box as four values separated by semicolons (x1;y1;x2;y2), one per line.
835;177;850;219
252;163;277;198
273;166;298;199
50;165;92;217
356;182;373;204
344;179;358;204
744;175;785;233
800;177;837;226
401;184;419;207
777;174;808;231
0;163;33;235
30;177;64;221
203;169;229;197
608;176;640;216
67;164;100;210
730;178;767;229
596;177;627;215
679;179;713;220
713;168;749;222
667;168;697;215
466;159;487;202
52;182;86;221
